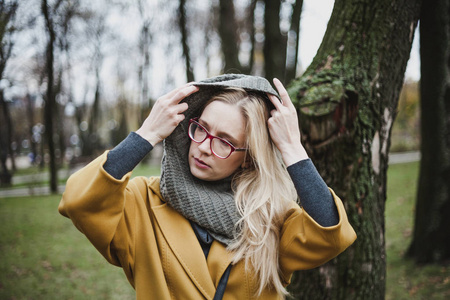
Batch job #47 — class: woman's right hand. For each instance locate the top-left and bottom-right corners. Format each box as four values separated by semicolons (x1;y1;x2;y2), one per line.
135;83;199;146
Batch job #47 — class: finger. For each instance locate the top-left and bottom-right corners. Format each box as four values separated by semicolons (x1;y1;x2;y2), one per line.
175;102;189;114
267;93;283;111
273;78;295;108
163;83;197;101
171;85;199;104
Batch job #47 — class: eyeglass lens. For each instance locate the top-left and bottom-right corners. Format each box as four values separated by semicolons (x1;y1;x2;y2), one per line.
189;122;233;158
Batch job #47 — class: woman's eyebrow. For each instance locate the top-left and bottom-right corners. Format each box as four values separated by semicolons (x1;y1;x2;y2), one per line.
199;119;239;145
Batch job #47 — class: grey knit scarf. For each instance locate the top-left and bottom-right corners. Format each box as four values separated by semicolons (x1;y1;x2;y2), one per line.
160;74;279;245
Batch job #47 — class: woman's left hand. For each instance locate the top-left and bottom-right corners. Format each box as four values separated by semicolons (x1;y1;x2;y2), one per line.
267;78;308;166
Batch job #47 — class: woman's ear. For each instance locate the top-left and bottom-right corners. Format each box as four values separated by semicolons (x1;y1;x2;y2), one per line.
241;154;253;169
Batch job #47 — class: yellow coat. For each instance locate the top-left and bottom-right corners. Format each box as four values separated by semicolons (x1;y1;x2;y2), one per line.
59;153;356;299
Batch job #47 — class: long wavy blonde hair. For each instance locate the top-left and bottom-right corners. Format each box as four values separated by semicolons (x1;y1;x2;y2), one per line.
205;88;298;297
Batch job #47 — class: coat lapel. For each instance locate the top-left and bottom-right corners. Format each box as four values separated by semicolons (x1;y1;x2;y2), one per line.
207;240;233;287
152;203;216;299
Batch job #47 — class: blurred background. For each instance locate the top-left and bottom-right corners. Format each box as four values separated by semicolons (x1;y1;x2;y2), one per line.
0;0;420;190
1;0;441;299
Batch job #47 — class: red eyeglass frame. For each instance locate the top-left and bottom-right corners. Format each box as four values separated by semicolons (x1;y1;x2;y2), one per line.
188;118;247;159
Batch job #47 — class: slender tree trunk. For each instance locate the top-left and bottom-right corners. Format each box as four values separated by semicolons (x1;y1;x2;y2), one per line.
263;0;286;82
42;0;58;193
287;0;421;298
244;0;257;74
88;69;101;153
138;21;151;124
407;0;450;263
0;89;12;186
285;0;303;84
178;0;195;81
0;0;18;177
25;93;38;165
218;0;242;73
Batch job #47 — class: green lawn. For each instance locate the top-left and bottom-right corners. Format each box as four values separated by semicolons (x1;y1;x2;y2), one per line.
1;161;448;299
385;161;450;299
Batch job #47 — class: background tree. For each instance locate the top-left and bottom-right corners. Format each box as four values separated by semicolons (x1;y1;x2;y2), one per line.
41;0;60;192
263;0;286;82
137;0;152;125
0;0;18;186
287;0;421;299
218;0;242;73
284;0;303;84
407;0;450;263
178;0;194;82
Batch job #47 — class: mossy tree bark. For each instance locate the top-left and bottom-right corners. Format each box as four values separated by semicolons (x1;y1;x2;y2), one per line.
407;0;450;263
287;0;421;298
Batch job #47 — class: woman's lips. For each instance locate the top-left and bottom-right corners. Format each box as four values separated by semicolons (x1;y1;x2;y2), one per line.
194;157;210;169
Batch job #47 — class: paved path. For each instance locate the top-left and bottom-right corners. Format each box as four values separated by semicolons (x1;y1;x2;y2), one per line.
0;152;420;199
388;151;420;165
0;184;67;198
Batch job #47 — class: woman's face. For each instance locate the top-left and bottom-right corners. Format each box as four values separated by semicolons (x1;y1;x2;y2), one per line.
188;101;247;181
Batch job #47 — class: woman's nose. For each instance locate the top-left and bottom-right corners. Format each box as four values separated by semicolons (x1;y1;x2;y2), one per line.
197;138;212;155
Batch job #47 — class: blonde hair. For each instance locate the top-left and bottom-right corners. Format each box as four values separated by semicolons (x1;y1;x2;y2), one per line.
206;88;297;298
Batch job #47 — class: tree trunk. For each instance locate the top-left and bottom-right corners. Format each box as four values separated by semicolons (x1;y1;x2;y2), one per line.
178;0;195;81
263;0;286;82
218;0;242;73
285;0;303;84
243;0;257;74
25;93;38;165
287;0;421;298
0;89;12;186
42;0;58;193
0;0;18;181
88;69;101;153
407;0;450;263
138;21;151;125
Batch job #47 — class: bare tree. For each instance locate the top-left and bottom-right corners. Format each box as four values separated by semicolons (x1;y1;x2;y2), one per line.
178;0;194;81
263;0;286;82
285;0;303;83
137;0;152;124
41;0;83;192
0;0;18;186
218;0;242;73
41;0;60;192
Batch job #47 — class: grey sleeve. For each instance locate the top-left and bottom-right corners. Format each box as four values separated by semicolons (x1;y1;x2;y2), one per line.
287;159;339;227
103;132;153;179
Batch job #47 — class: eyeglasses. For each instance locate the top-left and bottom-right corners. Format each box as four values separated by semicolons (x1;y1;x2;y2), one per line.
188;118;247;159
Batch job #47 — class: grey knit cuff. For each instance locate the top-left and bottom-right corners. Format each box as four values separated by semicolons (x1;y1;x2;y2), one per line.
103;132;153;179
287;159;339;226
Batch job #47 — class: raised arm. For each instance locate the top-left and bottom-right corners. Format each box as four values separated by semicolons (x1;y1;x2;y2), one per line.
267;78;338;226
59;83;199;270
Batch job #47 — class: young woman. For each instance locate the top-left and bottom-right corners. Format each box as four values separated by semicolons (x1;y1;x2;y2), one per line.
59;74;356;300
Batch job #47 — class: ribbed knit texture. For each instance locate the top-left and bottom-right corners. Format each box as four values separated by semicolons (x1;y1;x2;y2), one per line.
160;74;280;245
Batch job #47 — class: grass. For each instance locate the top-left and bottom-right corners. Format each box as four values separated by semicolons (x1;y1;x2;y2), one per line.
385;161;450;299
0;163;160;300
0;194;135;299
1;161;449;299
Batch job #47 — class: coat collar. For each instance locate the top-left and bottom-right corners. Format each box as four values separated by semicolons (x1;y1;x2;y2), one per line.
151;202;232;299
